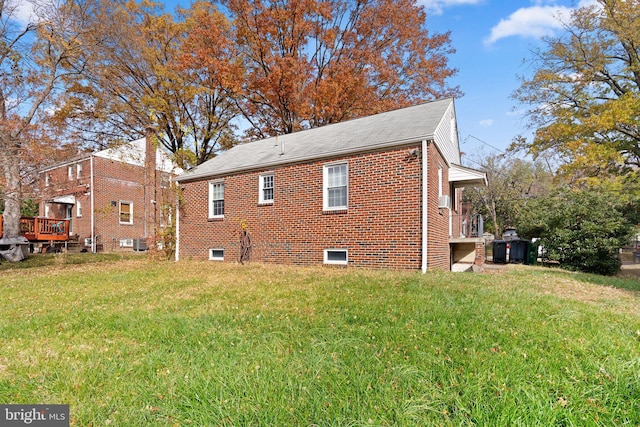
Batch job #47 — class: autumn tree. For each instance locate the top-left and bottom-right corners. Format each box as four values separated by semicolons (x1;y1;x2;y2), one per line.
0;0;87;255
512;0;640;189
463;154;553;238
56;0;242;167
223;0;460;138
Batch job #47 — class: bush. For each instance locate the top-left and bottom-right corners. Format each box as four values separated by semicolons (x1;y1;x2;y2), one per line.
517;189;633;275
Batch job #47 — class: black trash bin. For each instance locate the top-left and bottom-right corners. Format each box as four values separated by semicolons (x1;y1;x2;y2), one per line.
493;240;507;264
509;239;530;264
525;242;538;265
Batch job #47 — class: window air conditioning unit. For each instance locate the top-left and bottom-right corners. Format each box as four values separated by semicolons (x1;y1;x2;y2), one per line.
438;195;451;209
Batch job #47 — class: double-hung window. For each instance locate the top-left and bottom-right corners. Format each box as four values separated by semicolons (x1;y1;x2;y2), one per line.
209;181;225;218
119;201;133;224
259;173;274;204
323;163;348;210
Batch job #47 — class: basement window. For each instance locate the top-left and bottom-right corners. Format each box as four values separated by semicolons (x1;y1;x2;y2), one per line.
209;248;224;261
324;249;348;265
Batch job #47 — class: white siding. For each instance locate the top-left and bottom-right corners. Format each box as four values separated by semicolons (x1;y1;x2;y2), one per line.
432;102;461;165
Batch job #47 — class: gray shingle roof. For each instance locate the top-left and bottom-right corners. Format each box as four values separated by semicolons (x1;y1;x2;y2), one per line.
177;98;454;182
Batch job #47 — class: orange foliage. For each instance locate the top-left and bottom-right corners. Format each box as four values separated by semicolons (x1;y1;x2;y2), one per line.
177;2;243;94
219;0;461;138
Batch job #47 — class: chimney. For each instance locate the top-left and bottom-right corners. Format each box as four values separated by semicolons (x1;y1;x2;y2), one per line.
145;127;156;175
144;128;157;245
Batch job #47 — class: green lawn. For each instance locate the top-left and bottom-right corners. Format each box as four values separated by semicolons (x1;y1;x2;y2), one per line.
1;255;639;425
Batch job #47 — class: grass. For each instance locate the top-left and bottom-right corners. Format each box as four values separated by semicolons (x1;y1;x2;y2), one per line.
0;255;639;425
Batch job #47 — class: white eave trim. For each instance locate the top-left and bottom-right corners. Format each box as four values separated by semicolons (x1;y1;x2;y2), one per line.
449;164;488;188
49;195;76;205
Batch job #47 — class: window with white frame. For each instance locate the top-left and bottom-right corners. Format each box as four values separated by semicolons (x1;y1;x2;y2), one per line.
324;248;348;265
209;248;224;261
323;163;348;210
76;163;83;178
259;173;274;204
68;165;73;180
119;201;133;224
45;173;50;187
77;201;83;217
208;181;224;218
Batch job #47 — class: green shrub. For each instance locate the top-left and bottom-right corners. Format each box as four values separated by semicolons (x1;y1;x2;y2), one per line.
517;189;633;275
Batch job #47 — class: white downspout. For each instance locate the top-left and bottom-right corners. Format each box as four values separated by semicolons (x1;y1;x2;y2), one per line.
421;139;428;274
90;155;96;253
174;184;180;262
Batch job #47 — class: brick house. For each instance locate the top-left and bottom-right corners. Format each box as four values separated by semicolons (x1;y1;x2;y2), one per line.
39;135;182;252
175;98;487;271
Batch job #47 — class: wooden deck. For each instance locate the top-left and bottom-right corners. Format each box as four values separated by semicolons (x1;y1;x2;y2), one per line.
0;216;70;242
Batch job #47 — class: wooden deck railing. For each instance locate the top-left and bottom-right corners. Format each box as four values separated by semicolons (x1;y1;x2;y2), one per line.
0;216;70;242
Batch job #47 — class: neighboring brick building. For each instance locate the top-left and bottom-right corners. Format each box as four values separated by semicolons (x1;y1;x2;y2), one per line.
175;99;487;271
39;136;182;252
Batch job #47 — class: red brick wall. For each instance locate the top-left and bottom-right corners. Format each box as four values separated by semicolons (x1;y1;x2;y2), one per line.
91;157;148;250
40;148;172;251
425;142;451;271
179;144;453;270
41;159;92;241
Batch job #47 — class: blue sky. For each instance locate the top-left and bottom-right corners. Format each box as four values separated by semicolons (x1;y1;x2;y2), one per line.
13;0;593;161
420;0;595;161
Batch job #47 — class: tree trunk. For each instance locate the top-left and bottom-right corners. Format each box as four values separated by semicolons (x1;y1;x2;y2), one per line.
490;200;500;240
0;137;26;262
0;135;23;261
1;141;23;239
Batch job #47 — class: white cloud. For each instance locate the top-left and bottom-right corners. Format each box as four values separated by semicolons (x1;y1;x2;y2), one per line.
484;0;600;46
479;119;494;127
484;5;570;45
418;0;484;15
6;0;37;25
16;3;36;24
